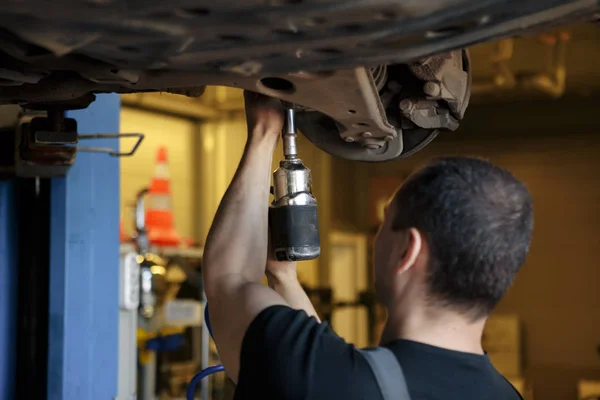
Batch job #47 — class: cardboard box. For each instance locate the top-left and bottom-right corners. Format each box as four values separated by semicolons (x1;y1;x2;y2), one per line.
578;380;600;399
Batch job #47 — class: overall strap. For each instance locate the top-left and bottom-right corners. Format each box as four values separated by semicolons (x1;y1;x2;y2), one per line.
358;347;412;400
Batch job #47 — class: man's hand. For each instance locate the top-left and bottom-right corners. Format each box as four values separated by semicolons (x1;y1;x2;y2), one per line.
244;91;285;140
265;230;321;321
265;230;298;283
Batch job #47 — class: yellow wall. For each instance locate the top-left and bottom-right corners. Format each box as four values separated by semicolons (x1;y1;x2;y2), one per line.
119;107;198;242
195;114;247;243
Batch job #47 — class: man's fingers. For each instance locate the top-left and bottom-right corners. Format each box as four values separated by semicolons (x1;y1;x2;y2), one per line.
243;90;260;102
244;90;284;110
243;90;285;138
243;90;268;105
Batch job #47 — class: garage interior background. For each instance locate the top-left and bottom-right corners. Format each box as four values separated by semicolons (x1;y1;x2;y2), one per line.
121;23;600;400
2;22;600;400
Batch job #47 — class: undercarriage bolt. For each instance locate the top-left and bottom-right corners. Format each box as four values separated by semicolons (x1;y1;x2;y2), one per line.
423;81;441;97
344;136;355;143
361;132;372;138
366;144;382;150
385;135;394;141
399;98;414;112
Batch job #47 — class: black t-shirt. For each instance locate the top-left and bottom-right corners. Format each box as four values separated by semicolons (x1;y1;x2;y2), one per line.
235;305;522;400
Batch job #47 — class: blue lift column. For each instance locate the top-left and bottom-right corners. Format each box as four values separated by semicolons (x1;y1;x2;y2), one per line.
0;182;17;400
48;94;121;400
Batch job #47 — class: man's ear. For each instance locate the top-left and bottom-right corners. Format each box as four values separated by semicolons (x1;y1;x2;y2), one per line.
395;228;422;274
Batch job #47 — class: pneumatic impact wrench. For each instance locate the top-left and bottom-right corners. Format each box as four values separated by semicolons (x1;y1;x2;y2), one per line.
269;103;321;261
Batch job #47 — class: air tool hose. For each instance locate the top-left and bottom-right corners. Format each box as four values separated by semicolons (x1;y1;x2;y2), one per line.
186;304;225;400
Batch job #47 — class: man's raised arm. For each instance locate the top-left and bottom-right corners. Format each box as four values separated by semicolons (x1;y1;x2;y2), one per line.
201;92;288;381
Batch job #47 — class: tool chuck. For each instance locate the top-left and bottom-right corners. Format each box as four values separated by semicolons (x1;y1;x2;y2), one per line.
269;103;320;261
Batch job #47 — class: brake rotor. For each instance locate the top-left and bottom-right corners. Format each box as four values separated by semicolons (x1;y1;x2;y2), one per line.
297;49;471;162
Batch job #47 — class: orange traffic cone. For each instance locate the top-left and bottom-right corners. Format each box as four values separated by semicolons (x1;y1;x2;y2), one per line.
145;147;181;247
119;220;129;243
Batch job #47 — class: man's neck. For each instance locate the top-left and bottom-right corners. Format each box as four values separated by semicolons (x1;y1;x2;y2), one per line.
381;306;486;354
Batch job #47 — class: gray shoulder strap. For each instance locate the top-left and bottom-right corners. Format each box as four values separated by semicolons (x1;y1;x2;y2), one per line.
358;347;412;400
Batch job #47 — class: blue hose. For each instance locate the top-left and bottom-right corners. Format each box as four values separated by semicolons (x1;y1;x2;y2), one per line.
186;303;225;400
204;304;213;338
186;364;225;400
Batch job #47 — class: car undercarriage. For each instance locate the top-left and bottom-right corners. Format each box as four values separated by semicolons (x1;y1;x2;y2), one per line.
0;0;598;163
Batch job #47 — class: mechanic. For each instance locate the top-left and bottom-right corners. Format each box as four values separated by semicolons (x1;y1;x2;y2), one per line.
202;91;533;400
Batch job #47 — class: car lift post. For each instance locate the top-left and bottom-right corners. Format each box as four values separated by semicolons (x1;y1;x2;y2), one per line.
0;182;17;400
47;94;121;400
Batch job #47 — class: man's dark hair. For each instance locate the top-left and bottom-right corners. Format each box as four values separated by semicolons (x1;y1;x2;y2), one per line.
392;156;533;319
